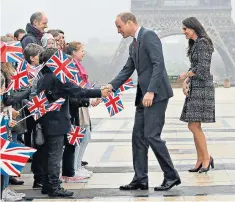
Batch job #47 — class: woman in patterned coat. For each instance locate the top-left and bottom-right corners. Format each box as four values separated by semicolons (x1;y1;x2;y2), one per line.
178;17;215;173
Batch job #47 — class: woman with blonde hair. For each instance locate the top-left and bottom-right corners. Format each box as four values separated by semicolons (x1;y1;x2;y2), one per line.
61;41;101;182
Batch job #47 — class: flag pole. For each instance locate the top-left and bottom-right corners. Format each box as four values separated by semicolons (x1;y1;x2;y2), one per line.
16;114;33;124
18;104;27;112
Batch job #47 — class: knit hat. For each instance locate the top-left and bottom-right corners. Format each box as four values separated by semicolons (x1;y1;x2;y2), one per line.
41;33;54;48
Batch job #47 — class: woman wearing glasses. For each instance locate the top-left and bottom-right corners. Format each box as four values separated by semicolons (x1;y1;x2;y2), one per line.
178;17;215;173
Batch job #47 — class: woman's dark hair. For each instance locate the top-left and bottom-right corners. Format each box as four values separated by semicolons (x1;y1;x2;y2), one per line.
182;17;214;56
39;48;58;74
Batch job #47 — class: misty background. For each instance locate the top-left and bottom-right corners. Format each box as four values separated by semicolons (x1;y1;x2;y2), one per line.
1;0;235;83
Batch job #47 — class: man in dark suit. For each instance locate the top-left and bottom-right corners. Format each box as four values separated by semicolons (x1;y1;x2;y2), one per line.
106;12;181;191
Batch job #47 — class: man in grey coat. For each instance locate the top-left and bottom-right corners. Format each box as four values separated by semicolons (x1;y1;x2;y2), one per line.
105;12;181;191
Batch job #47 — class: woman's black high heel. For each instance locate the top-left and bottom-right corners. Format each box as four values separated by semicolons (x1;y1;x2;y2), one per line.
188;163;202;172
199;157;214;173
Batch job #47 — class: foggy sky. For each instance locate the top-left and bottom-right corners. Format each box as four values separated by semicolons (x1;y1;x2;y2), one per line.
1;0;235;44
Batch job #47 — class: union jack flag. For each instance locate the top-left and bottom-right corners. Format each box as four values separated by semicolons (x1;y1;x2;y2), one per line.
71;74;89;88
102;92;124;117
5;60;29;92
67;125;86;146
0;138;36;176
116;78;134;94
47;98;65;112
0;41;24;63
45;50;79;84
26;91;49;120
0;118;7;140
26;63;44;80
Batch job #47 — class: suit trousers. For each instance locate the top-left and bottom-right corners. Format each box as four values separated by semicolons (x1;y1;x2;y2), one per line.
132;99;179;184
42;134;64;191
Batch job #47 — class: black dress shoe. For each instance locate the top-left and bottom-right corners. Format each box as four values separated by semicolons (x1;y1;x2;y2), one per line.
119;182;148;190
154;178;181;191
41;188;48;195
9;177;24;185
81;161;88;166
48;187;74;197
188;163;202;172
33;181;43;189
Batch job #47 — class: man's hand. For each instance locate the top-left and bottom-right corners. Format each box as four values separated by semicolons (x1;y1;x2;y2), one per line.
8;120;17;128
101;84;113;92
12;109;20;119
101;87;111;97
91;98;102;107
142;92;154;107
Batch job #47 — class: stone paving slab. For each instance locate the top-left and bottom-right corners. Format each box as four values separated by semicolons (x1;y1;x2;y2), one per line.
16;185;235;200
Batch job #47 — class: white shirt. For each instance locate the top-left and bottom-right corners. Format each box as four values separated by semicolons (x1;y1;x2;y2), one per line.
134;26;141;40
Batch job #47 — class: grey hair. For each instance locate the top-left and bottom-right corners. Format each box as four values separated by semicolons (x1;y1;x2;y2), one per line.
117;12;137;24
30;12;43;25
23;43;44;64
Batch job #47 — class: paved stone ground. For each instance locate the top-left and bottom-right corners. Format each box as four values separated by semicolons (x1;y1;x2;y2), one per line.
10;88;235;201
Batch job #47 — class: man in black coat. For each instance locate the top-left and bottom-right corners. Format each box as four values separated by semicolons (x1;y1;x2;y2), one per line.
37;48;110;197
21;12;47;148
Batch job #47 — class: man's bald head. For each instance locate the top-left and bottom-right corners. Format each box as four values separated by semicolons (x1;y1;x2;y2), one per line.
30;12;48;33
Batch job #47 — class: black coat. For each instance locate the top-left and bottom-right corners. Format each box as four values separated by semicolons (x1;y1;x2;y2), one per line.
37;71;101;136
3;88;31;135
21;23;43;49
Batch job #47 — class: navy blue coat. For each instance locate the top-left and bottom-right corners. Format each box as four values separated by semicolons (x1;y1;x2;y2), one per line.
37;72;101;136
21;23;43;49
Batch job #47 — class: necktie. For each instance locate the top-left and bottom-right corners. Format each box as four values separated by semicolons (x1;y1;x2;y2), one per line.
133;38;137;50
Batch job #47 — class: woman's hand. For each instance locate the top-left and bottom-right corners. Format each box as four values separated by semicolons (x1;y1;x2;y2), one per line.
178;72;188;82
91;98;102;107
8;120;17;128
182;82;189;96
12;108;20;119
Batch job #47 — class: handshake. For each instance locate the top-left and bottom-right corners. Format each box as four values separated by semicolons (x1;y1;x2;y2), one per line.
100;84;113;97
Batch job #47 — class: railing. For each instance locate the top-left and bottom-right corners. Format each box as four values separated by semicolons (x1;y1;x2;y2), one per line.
168;75;182;88
131;0;232;10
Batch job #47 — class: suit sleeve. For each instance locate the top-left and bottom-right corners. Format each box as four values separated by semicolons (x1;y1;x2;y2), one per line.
189;38;212;80
144;31;164;94
109;44;135;91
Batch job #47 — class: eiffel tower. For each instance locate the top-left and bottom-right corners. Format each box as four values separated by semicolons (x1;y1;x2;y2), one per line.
105;0;235;84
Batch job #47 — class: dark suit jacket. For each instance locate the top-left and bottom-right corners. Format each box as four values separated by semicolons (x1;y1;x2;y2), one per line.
37;72;101;136
110;27;173;106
